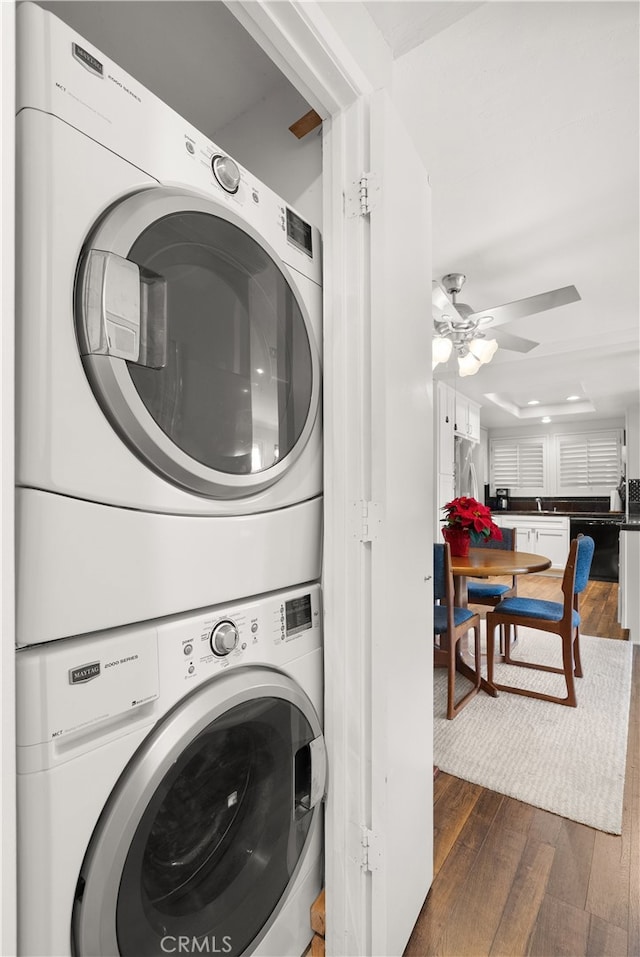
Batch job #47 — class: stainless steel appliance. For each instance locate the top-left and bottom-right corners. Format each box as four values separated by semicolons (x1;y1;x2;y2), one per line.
454;436;478;499
496;488;510;510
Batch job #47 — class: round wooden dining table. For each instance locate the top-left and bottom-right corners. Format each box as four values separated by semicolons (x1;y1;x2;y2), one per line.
450;548;552;608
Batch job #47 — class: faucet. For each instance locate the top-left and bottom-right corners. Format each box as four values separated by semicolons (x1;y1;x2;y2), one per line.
536;497;542;512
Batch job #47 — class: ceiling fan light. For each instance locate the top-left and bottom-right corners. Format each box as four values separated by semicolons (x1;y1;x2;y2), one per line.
432;336;453;364
458;352;482;376
469;337;499;364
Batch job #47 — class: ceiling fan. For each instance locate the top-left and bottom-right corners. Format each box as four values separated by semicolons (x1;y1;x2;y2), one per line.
432;272;581;375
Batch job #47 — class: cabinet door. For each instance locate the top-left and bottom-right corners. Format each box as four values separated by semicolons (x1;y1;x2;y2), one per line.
534;527;569;568
454;393;468;438
499;517;531;551
454;393;480;443
436;382;455;473
467;401;481;443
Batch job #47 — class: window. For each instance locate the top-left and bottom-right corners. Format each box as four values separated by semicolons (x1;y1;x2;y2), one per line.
556;430;622;495
490;436;547;495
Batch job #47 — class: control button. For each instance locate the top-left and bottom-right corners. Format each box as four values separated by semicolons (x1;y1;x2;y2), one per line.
210;620;239;657
252;190;259;203
251;622;258;633
183;643;193;656
188;665;195;675
211;154;240;193
185;141;195;155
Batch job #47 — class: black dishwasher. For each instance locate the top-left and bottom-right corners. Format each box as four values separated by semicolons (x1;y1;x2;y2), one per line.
569;518;622;582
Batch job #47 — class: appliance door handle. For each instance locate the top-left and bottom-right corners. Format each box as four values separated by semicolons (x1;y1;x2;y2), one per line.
469;462;478;501
78;249;168;368
295;735;327;812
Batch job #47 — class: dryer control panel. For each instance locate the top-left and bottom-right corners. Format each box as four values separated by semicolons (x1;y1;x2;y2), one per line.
158;583;322;690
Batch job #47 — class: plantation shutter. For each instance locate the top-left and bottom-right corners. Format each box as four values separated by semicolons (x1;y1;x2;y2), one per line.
490;436;546;494
557;430;622;494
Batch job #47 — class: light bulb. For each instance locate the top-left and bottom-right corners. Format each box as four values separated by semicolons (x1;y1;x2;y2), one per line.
458;352;481;376
432;336;453;365
469;337;498;364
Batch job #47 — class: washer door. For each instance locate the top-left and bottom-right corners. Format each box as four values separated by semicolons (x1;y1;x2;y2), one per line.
72;667;326;957
75;188;320;499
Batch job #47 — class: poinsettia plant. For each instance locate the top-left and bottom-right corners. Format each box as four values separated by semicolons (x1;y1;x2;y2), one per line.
441;496;503;543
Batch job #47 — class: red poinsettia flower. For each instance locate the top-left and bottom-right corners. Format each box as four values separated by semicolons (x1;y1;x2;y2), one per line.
441;496;503;544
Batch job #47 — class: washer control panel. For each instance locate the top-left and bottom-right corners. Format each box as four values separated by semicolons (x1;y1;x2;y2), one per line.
158;583;322;688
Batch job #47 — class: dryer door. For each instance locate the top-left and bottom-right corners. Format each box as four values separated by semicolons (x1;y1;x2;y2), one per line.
76;188;320;499
72;667;326;957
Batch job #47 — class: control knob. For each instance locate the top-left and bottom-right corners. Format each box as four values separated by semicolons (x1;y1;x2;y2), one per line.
211;154;240;194
210;620;239;657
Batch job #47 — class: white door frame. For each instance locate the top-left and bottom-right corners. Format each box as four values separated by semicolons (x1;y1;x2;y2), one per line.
1;3;17;953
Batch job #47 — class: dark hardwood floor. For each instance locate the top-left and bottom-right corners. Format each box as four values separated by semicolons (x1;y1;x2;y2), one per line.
405;576;639;957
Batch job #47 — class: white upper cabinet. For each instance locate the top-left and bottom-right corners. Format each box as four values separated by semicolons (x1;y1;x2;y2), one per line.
454;391;481;444
436;383;481;474
436;381;455;473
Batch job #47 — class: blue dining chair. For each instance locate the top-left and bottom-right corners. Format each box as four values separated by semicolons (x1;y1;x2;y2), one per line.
434;542;482;719
485;535;595;707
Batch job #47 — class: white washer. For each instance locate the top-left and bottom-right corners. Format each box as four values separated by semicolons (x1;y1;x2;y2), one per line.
15;3;323;645
16;583;325;957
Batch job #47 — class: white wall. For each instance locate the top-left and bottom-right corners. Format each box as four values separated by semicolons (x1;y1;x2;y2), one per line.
625;403;640;479
213;83;323;229
489;417;625;442
319;0;392;92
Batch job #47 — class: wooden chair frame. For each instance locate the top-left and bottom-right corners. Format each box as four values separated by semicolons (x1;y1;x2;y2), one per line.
466;526;518;652
434;542;483;719
485;537;584;707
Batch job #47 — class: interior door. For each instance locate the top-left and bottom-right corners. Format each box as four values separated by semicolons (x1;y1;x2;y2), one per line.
323;88;433;957
368;88;434;956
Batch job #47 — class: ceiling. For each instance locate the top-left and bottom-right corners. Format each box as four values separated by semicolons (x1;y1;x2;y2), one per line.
365;0;640;429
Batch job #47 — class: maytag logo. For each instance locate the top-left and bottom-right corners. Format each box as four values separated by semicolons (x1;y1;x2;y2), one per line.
69;661;101;685
72;42;104;77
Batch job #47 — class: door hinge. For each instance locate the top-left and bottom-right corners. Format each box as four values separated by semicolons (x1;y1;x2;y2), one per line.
361;826;381;872
352;500;381;543
346;172;379;217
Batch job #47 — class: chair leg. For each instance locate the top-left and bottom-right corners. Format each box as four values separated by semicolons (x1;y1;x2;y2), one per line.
573;628;583;678
503;620;515;664
561;634;577;707
447;627;483;719
447;651;457;720
486;618;496;687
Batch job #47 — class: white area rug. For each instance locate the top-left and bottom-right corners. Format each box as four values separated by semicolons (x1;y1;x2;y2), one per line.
433;630;633;833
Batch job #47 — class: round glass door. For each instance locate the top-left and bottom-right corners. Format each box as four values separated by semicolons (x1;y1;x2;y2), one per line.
72;669;325;957
76;189;320;498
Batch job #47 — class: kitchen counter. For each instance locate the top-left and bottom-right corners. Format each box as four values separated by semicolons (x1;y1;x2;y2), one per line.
621;517;640;531
499;510;625;520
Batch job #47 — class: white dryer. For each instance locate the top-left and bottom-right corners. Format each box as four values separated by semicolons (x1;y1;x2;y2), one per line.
16;583;326;957
15;3;323;645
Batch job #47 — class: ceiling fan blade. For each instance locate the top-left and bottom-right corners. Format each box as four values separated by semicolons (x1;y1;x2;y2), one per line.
432;282;464;323
468;285;581;327
491;329;539;353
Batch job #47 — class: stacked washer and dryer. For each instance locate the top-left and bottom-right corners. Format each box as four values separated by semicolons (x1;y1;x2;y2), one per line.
14;4;326;955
